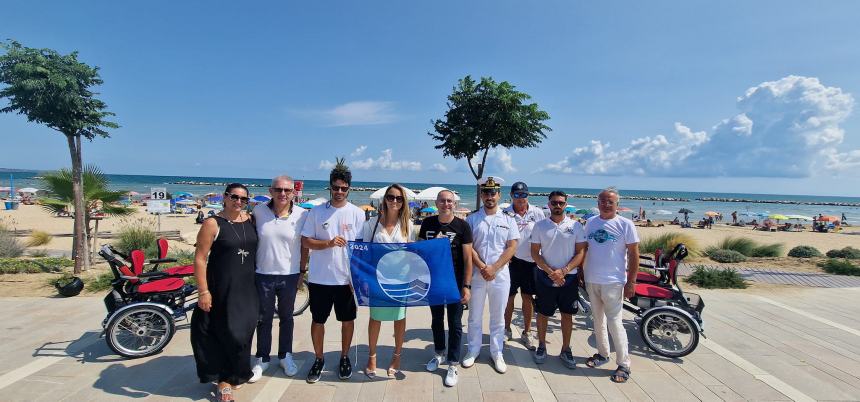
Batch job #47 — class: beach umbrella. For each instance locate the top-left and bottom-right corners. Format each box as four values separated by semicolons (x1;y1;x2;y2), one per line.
17;187;40;194
678;208;694;214
415;187;460;201
574;208;590;214
174;191;194;198
359;204;376;212
369;186;418;200
768;214;788;221
209;195;224;203
785;214;812;221
298;202;314;209
420;206;438;213
653;209;672;215
308;197;328;206
564;205;577;213
499;202;511;209
175;199;197;206
252;195;271;203
818;215;839;222
704;211;719;217
618;207;632;212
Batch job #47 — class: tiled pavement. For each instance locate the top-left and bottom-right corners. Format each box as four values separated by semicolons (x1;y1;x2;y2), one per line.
1;286;859;401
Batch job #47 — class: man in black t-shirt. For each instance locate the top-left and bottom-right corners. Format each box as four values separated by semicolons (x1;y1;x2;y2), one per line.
418;189;473;387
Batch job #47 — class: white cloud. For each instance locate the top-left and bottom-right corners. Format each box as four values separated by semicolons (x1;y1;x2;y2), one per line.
324;101;398;126
318;160;335;170
488;148;517;174
352;149;422;171
541;75;857;177
350;145;367;157
430;163;450;173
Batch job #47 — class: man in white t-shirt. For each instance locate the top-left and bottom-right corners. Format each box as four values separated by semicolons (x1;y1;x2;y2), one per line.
530;191;585;369
300;160;365;383
577;187;639;384
462;176;519;374
502;181;545;350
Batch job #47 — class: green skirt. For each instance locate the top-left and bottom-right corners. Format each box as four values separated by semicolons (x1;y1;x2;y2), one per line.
370;306;406;321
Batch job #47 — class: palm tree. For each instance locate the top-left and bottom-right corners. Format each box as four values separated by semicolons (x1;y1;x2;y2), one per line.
40;165;134;270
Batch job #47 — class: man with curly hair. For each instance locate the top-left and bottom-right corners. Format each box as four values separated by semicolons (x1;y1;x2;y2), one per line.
301;158;366;383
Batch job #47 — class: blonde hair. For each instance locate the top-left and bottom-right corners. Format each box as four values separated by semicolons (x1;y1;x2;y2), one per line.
381;183;411;239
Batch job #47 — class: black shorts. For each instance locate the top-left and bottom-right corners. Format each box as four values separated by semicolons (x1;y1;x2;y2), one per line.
534;275;579;317
308;283;357;324
509;257;537;296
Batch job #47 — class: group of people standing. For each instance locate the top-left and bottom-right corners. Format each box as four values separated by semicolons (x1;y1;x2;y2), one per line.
189;161;641;401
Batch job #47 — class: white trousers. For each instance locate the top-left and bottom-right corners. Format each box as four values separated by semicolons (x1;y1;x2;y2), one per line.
467;268;510;358
586;282;631;369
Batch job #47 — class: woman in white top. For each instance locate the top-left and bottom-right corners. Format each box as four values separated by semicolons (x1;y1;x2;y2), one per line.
362;184;416;379
249;175;308;382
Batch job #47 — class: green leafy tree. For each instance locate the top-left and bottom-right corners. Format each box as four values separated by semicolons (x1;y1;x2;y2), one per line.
429;76;551;207
41;165;134;264
0;40;118;273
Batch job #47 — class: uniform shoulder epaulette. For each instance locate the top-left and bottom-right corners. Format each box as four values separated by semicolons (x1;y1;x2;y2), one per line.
503;209;516;217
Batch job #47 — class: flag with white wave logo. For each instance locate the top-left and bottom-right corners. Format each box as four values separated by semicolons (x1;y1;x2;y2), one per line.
347;238;461;307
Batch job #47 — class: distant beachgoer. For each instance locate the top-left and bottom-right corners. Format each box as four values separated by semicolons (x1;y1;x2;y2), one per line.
731;211;737;224
842;213;848;224
683;211;689;224
195;210;205;224
191;183;259;401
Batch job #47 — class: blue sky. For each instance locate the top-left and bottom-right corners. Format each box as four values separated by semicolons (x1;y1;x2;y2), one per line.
2;1;860;196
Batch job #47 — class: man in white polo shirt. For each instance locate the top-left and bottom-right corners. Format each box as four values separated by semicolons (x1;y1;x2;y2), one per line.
502;181;544;350
462;176;519;374
578;187;639;384
300;160;365;383
530;191;585;368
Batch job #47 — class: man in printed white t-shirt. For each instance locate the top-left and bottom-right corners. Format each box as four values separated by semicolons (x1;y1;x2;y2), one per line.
577;187;639;384
300;161;365;384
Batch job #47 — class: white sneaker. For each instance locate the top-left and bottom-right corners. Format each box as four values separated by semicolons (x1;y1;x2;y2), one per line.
249;357;269;383
444;365;459;387
280;353;298;377
461;351;479;368
426;354;444;372
491;354;507;374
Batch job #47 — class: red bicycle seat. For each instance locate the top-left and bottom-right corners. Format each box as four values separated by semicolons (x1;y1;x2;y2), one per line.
636;272;660;283
163;265;195;276
635;283;673;299
138;278;185;293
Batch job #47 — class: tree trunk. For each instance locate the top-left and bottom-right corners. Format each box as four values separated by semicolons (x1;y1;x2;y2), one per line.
66;134;89;274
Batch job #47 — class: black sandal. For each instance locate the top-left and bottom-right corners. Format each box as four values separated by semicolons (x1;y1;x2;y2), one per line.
610;366;630;383
585;353;609;368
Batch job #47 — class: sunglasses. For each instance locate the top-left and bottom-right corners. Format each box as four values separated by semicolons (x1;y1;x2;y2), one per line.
549;201;566;207
331;185;350;193
512;192;529;199
481;189;499;195
226;193;250;203
271;187;294;194
385;194;404;202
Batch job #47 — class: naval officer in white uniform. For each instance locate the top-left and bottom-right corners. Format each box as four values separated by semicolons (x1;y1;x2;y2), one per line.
462;176;520;373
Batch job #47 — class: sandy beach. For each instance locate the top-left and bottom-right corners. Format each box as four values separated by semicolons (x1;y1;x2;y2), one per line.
3;203;859;257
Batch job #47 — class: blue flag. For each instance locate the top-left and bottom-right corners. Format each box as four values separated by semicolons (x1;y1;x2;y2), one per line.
347;238;461;307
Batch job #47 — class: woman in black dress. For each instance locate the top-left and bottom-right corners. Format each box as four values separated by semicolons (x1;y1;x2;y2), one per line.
191;183;259;401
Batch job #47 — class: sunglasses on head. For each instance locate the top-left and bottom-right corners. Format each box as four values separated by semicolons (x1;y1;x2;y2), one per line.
481;189;499;195
385;194;404;202
271;187;294;194
331;185;350;193
549;200;566;207
512;192;529;199
226;193;250;203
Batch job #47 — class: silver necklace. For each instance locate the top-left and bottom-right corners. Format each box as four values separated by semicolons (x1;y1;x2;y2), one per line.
224;214;249;264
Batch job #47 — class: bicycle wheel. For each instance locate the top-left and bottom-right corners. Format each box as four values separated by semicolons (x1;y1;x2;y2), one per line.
106;304;175;358
639;308;699;358
293;278;310;316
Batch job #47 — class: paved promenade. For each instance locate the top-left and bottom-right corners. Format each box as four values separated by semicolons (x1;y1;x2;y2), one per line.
678;263;860;288
1;286;859;401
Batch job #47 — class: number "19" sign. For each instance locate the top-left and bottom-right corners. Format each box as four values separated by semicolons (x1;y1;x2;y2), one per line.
151;187;167;200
